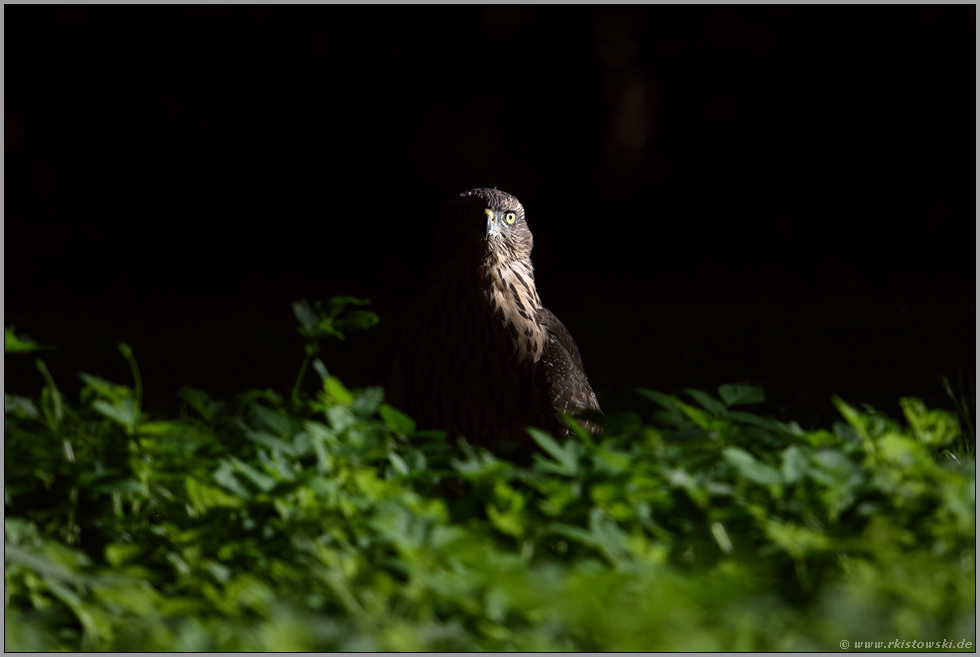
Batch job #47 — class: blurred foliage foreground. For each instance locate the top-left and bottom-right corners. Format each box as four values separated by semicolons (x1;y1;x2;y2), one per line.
4;299;976;651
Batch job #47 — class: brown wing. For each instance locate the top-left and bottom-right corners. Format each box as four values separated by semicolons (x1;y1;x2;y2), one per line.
532;307;601;436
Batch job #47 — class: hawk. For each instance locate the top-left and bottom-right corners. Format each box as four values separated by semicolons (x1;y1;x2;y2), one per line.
387;188;601;445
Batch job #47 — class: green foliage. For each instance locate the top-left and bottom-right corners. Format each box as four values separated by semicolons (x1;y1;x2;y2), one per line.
4;321;975;651
289;297;379;409
940;373;976;459
4;327;52;353
292;297;379;342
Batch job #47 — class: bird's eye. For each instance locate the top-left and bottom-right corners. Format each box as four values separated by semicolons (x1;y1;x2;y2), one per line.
505;212;516;224
457;207;468;219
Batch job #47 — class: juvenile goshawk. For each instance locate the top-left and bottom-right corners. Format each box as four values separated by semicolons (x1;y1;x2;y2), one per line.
387;188;601;444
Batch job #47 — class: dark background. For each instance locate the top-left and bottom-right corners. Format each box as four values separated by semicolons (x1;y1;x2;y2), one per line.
6;6;975;428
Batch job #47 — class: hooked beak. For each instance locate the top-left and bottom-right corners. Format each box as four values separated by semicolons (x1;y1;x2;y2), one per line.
484;208;500;240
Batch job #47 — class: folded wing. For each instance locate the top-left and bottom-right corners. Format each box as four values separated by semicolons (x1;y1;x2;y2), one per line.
532;307;601;436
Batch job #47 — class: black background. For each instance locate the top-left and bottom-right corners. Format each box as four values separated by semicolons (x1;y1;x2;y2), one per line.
6;6;975;427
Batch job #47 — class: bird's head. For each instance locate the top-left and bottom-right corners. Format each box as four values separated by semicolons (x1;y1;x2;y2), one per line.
442;188;534;263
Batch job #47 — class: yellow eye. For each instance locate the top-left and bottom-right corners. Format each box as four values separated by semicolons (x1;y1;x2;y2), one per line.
505;212;516;224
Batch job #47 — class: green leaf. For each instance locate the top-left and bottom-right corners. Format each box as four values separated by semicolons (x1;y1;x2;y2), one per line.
724;410;778;432
487;480;527;539
388;451;410;476
118;342;143;407
92;398;140;431
781;446;808;484
4;518;41;546
637;388;680;410
487;505;524;539
651;410;689;429
3;543;85;586
80;372;133;405
722;447;782;485
638;389;688;428
91;479;142;494
831;395;875;455
303;421;336;473
325;405;356;432
379;403;416;435
764;520;832;559
252;404;296;439
675;399;715;429
312;358;329;382
335;309;380;332
230;457;277;492
594;446;631;474
5;394;40;420
718;384;765;406
213;461;251;498
104;543;142;567
186;477;245;514
325;376;354;405
595;412;643;435
685;389;728;414
178;386;221;421
564;416;595;446
246;431;296;457
899;397;960;448
325;296;372;318
526;427;576;474
586;506;630;563
292;299;321;337
351;387;384;418
544;522;595;547
4;327;52;353
293;298;377;342
877;433;933;469
36;359;64;429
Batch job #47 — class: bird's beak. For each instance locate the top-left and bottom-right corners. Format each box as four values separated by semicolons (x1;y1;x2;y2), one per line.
484;208;500;240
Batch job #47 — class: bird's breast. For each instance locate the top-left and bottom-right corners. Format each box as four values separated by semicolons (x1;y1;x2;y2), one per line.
487;262;544;364
393;256;549;444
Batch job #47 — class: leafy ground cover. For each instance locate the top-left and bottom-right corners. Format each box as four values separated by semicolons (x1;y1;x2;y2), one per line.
4;300;975;651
